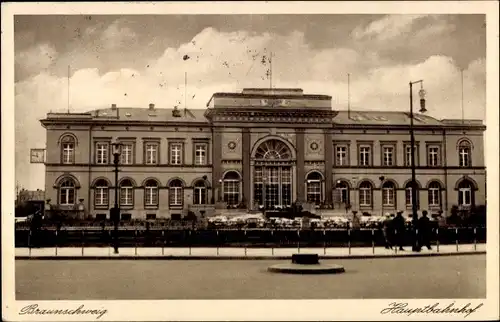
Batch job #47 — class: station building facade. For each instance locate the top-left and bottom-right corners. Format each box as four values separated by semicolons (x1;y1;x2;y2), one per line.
40;88;486;220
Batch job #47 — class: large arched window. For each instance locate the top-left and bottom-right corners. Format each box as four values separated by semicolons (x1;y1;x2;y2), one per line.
358;181;373;207
193;180;208;205
223;172;240;206
254;139;292;159
405;181;419;209
94;179;109;207
335;180;350;204
306;172;323;205
458;180;474;206
59;178;76;205
119;179;134;207
382;181;396;207
144;179;159;207
169;179;184;207
458;140;472;167
60;135;76;164
428;181;441;207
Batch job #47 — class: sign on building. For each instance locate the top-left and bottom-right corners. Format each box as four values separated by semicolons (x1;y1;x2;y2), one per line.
30;149;45;163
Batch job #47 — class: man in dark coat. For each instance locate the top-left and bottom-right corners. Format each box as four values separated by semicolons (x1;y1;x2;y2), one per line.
417;210;432;250
382;214;393;249
392;211;406;251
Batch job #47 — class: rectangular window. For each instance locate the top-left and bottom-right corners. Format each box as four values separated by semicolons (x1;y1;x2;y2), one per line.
146;214;156;220
428;189;440;206
95;214;106;221
120;144;133;165
459;147;471;167
359;189;371;206
121;213;132;221
459;188;472;206
382;146;395;166
359;145;371;166
427;146;440;167
62;143;74;164
95;187;108;206
336;146;348;166
194;144;207;165
96;143;109;164
144;187;158;206
144;143;159;165
170;143;183;165
382;188;395;206
404;144;419;166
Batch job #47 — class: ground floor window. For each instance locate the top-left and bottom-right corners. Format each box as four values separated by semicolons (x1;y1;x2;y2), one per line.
223;171;240;206
306;172;323;205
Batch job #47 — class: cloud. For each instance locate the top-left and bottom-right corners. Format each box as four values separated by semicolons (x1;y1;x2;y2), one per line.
352;15;428;41
15;43;57;77
14;26;485;190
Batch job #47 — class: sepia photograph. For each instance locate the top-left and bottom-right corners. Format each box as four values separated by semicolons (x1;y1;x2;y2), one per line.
2;1;499;321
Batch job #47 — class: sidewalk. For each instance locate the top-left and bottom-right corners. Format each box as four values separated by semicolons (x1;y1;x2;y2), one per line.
15;243;485;260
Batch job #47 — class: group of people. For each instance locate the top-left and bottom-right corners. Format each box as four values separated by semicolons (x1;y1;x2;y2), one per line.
381;210;433;252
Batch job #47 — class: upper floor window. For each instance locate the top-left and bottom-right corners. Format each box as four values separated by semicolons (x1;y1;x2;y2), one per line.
144;179;159;207
144;142;159;165
335;145;348;166
94;179;109;207
169;179;184;207
193;179;208;205
169;143;183;165
382;181;396;207
194;144;207;165
382;145;395;166
96;142;109;164
427;145;441;167
119;179;134;207
404;144;419;166
59;178;76;205
120;143;134;165
358;181;373;207
358;145;371;166
458;140;472;167
61;135;75;164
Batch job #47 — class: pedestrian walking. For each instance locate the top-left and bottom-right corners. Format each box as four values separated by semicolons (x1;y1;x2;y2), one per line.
382;213;393;249
417;210;432;250
393;211;406;251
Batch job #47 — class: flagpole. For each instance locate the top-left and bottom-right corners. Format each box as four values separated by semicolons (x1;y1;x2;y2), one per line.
348;73;351;119
461;69;464;124
67;65;71;114
269;51;273;89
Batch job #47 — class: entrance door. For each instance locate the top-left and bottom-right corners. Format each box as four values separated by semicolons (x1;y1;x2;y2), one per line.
253;166;292;208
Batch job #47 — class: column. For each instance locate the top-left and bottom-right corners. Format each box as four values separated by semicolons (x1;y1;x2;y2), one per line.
242;128;251;208
296;129;305;202
324;129;333;204
212;128;223;201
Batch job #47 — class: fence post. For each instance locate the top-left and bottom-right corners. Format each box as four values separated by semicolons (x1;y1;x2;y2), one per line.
323;229;326;255
474;227;477;251
371;229;375;254
271;230;274;256
189;230;192;256
297;229;300;254
456;227;459;252
162;230;165;256
244;229;247;257
81;229;85;256
28;230;32;257
55;229;58;256
108;230;111;256
135;229;138;256
348;228;351;255
216;230;219;256
394;229;398;254
436;228;439;253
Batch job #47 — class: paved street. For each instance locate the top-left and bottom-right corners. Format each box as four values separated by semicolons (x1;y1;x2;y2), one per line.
15;243;485;259
16;254;485;299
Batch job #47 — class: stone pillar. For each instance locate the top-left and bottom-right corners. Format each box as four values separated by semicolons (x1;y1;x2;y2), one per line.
296;129;305;202
324;130;333;204
242;128;251;208
212;128;223;202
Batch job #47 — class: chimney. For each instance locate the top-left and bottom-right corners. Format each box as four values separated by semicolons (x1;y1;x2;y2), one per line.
149;103;155;110
111;104;117;110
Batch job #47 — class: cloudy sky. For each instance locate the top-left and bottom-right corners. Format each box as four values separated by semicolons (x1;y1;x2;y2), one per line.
14;14;486;190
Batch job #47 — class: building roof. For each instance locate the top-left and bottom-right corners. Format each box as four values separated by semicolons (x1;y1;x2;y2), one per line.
88;107;209;123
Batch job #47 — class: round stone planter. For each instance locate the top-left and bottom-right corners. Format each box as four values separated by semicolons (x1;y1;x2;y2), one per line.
268;253;345;275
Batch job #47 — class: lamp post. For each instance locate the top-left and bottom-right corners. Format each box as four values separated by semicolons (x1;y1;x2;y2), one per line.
409;80;427;251
379;176;385;217
111;140;122;254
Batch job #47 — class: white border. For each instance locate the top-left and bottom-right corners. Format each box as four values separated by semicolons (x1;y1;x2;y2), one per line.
2;2;499;321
